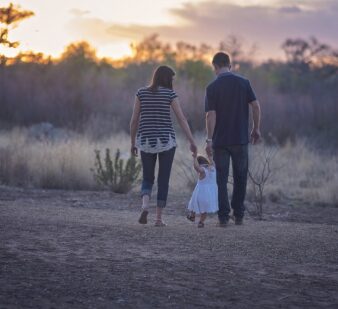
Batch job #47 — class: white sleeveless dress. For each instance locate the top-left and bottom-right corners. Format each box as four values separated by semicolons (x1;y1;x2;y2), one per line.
188;166;219;214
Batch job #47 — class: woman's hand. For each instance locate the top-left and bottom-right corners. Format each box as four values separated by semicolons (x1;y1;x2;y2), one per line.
131;145;138;156
192;150;197;158
190;143;198;157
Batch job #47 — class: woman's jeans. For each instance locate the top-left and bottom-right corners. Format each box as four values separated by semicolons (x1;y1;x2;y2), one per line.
213;145;248;222
140;147;176;208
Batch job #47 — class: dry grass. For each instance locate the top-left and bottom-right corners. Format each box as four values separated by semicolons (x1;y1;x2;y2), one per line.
262;140;338;206
0;128;131;190
0;128;337;207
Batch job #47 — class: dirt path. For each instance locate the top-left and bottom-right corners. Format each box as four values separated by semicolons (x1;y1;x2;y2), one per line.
1;187;338;308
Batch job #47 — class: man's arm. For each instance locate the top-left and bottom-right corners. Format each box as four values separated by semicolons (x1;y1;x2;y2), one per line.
205;110;216;157
249;100;261;144
206;111;216;139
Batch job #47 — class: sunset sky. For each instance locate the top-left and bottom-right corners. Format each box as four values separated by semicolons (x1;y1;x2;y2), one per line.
0;0;337;60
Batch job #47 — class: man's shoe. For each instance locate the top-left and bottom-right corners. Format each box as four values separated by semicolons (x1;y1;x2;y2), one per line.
235;217;243;225
138;210;148;224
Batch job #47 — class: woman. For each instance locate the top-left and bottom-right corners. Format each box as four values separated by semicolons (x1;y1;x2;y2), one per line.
130;65;197;226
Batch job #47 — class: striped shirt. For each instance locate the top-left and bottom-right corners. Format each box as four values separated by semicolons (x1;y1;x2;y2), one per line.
136;86;177;153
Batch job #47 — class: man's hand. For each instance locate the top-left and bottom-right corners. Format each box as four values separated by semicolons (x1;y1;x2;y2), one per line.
250;128;261;145
131;145;138;156
250;101;261;145
206;111;216;156
205;141;213;157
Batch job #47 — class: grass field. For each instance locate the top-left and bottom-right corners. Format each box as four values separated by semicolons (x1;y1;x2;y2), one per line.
0;127;337;207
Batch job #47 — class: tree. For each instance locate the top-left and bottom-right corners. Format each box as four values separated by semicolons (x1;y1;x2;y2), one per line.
281;37;337;73
219;35;257;70
0;2;34;48
12;51;51;64
59;41;98;64
130;34;174;64
175;42;213;63
219;35;244;65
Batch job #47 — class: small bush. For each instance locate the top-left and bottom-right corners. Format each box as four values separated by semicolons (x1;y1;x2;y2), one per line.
247;143;279;219
92;148;141;193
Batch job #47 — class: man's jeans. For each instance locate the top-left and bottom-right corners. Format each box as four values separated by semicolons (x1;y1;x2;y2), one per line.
140;147;176;208
213;145;248;222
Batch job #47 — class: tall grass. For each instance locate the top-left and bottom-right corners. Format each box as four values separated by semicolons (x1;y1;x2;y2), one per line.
0;128;337;207
0;128;131;190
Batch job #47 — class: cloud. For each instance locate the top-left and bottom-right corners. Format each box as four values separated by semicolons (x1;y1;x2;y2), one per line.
68;0;338;59
68;17;134;44
68;17;173;44
278;6;302;14
276;0;338;11
69;8;90;17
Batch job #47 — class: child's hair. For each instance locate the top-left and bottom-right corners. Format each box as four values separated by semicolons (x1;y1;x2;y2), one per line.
197;155;210;166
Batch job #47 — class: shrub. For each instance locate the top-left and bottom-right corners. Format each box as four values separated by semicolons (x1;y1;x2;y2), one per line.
92;148;141;193
247;143;279;219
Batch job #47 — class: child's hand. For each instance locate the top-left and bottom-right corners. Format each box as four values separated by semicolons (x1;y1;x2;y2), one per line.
207;155;214;165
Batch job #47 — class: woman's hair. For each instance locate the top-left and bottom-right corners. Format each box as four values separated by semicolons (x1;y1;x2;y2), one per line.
148;65;175;92
197;155;210;166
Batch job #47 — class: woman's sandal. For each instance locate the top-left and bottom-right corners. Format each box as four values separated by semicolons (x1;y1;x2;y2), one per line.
186;213;195;222
197;221;205;228
154;220;167;227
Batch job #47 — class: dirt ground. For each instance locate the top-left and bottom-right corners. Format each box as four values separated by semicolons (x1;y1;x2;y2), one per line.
1;186;338;309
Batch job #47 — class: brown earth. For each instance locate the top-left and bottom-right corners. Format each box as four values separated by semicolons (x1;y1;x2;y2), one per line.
1;186;338;309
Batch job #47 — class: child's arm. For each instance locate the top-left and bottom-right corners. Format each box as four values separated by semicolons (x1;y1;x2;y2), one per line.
193;155;206;179
208;156;215;167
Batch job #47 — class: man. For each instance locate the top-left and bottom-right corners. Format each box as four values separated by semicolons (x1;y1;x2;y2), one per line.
205;52;261;226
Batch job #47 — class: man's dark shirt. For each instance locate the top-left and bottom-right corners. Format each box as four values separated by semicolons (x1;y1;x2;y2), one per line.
205;72;257;147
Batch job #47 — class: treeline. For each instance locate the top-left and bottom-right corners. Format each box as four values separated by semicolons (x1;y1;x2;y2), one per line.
1;35;338;145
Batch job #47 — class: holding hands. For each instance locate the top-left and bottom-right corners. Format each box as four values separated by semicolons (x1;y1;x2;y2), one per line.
205;139;213;158
190;142;198;157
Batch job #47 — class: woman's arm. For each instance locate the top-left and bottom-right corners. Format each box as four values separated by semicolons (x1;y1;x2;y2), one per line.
171;98;197;155
129;96;141;156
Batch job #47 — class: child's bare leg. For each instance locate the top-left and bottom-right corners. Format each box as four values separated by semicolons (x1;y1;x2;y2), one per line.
198;213;207;228
187;211;195;222
200;213;207;223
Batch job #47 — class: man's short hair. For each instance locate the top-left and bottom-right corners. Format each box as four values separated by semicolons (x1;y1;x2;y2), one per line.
212;52;231;68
